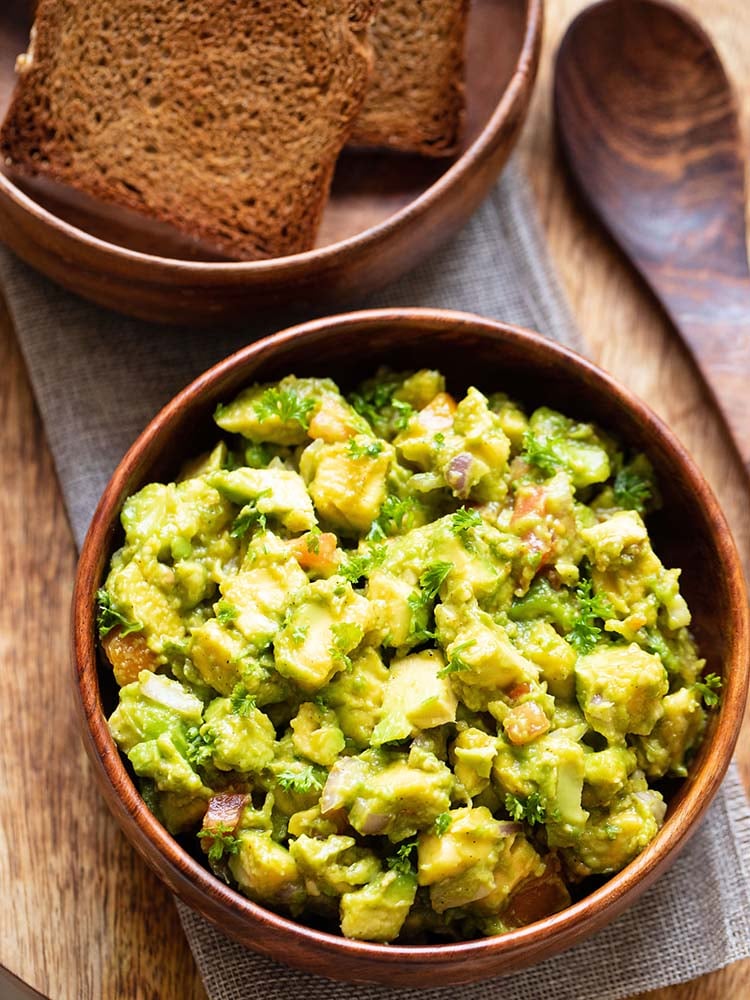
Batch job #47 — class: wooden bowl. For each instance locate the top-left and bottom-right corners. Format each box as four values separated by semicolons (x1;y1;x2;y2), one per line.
0;0;542;326
72;310;749;986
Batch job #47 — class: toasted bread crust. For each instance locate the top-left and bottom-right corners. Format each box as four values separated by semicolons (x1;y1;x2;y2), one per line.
350;0;468;157
1;0;379;260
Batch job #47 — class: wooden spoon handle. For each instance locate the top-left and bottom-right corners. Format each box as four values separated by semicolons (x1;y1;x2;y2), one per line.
645;267;750;473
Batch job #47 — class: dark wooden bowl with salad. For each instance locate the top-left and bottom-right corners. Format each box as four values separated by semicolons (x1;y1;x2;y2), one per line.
72;309;749;986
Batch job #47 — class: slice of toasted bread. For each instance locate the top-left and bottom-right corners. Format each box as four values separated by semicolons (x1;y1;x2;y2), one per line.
0;0;379;260
349;0;469;157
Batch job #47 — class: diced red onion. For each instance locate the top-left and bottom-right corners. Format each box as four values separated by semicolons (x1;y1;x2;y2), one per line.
203;793;248;835
320;758;360;815
496;821;524;837
445;453;474;498
635;790;667;825
355;802;391;836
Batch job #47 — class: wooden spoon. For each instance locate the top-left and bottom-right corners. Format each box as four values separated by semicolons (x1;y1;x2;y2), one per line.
554;0;750;474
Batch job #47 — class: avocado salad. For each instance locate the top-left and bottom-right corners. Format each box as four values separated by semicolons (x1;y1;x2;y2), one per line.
98;368;718;943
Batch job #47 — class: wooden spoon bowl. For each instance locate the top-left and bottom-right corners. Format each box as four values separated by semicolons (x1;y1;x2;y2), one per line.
72;309;749;986
0;0;542;325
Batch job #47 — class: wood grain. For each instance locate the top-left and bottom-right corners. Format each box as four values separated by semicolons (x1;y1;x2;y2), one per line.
555;0;750;472
0;0;749;995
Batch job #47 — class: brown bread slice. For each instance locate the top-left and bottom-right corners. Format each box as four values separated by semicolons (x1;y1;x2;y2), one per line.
0;0;379;260
349;0;469;157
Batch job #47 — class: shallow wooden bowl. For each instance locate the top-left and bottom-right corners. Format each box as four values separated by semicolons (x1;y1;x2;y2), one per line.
72;310;749;985
0;0;542;325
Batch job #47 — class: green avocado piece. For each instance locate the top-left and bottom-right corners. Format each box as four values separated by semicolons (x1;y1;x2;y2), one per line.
202;696;275;773
340;870;417;941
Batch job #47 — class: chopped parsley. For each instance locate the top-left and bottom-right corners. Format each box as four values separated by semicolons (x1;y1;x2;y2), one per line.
329;621;364;668
304;526;321;554
418;561;453;600
96;588;143;639
197;823;241;864
340;544;386;583
437;640;474;678
253;387;315;428
216;600;238;626
434;813;452;836
291;623;309;646
349;377;414;433
433;432;446;450
368;494;418;541
276;765;323;795
695;672;722;708
230;683;257;717
568;577;613;654
450;506;482;537
521;430;561;475
185;726;215;768
347;438;383;459
505;791;546;826
613;467;653;514
387;837;418;875
230;493;271;538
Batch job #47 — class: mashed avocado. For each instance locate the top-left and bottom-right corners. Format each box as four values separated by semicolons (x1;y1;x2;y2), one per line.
99;368;715;943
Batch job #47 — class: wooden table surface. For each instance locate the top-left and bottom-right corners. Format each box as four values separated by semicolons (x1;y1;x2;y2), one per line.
1;0;748;997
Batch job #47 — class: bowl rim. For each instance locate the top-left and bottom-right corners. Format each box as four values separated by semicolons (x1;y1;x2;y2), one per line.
72;307;749;972
0;0;543;276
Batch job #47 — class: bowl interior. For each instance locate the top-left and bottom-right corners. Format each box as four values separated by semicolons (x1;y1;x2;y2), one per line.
77;313;747;982
94;314;738;851
0;0;525;261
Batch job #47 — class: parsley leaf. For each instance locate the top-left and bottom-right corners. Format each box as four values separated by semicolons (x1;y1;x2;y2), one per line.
433;432;446;450
276;766;323;795
613;467;653;514
304;526;321;554
387;838;418;875
434;813;452;836
695;672;722;708
568;578;613;654
185;726;215;768
96;588;143;639
340;544;386;584
230;499;268;538
197;823;241;864
437;640;474;678
253;387;315;428
347;438;384;459
419;561;453;600
450;506;482;536
521;430;561;475
368;494;418;541
349;376;414;434
505;791;546;826
329;622;363;668
291;623;309;646
230;683;257;717
216;600;238;626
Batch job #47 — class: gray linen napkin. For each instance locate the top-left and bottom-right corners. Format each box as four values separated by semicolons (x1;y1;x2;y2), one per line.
2;163;749;999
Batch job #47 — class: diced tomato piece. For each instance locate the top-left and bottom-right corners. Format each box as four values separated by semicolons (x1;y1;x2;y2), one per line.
508;682;531;702
503;702;551;745
289;532;338;573
512;485;548;523
416;392;457;432
504;857;571;926
102;628;158;686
